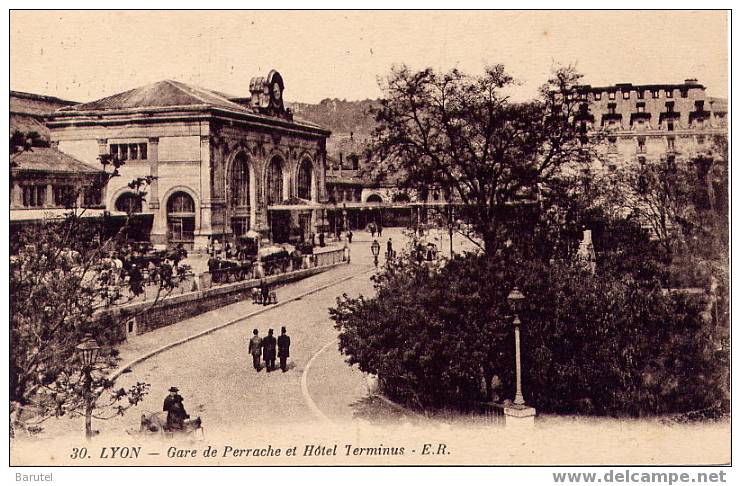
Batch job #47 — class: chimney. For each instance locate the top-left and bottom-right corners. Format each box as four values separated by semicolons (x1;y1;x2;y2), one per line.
684;78;699;85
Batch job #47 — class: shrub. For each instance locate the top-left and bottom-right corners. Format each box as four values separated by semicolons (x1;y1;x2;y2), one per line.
331;253;727;416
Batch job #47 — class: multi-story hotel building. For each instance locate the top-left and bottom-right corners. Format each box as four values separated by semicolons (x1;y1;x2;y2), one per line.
573;78;727;171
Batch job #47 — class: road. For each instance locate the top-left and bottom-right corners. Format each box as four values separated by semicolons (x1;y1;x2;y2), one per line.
11;227;729;466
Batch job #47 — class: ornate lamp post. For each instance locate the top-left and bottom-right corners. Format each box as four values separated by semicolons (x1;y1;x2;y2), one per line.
370;239;380;269
76;335;101;440
507;287;526;405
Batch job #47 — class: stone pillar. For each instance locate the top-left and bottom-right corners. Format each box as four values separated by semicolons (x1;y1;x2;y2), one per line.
46;184;53;208
148;138;160;209
148;138;167;247
194;135;214;251
12;182;24;207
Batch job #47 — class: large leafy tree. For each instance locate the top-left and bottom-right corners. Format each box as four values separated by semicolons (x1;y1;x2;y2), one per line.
10;154;189;437
370;64;598;255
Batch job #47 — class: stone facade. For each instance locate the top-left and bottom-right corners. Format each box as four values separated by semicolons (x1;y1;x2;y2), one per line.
573;79;727;171
46;72;330;250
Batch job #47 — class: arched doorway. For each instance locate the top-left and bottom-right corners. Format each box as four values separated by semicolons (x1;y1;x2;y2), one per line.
366;194;383;203
228;153;252;237
297;158;314;201
115;192;143;214
167;191;195;245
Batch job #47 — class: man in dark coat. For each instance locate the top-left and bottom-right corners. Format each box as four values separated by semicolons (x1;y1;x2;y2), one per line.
277;326;291;372
262;329;277;371
259;278;270;305
248;329;263;371
163;387;189;431
386;238;393;259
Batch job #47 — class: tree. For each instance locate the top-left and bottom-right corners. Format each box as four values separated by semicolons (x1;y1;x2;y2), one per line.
610;157;696;259
10;154;189;437
369;64;598;256
331;250;727;416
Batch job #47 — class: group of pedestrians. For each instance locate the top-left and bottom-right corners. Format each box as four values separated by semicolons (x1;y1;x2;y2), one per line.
369;222;383;238
247;327;291;372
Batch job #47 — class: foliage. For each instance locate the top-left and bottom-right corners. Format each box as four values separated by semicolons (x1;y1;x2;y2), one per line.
10;154;189;436
10;129;50;156
331;251;728;416
369;64;600;255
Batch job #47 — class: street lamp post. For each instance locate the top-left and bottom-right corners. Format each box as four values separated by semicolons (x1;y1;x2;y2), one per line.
370;239;380;269
75;335;101;440
507;287;526;405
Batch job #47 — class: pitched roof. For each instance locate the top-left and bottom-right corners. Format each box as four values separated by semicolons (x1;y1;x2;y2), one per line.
10;147;104;174
60;80;249;113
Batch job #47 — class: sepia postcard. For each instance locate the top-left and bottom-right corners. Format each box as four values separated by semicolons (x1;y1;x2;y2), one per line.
7;9;731;473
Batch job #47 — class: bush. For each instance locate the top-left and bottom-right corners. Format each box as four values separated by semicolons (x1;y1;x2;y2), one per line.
331;252;728;416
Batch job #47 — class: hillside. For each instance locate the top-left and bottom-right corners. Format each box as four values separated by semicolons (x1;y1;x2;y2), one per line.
287;98;378;154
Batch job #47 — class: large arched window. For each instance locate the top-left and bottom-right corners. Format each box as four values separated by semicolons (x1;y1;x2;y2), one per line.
115;192;143;214
167;191;195;243
267;156;284;205
366;194;383;203
229;153;250;208
297;158;313;200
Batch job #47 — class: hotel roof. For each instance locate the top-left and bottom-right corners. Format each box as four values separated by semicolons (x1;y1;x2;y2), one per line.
60;80;247;113
55;79;327;132
11;147;104;174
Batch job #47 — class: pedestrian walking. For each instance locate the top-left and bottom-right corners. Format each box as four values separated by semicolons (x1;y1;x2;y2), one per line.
129;264;144;296
262;329;277;372
347;230;353;243
259;278;270;305
248;329;263;371
277;326;291;372
386;238;393;259
378;223;383;236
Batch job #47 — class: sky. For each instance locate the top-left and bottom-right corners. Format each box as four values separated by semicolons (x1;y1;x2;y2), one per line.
10;11;728;104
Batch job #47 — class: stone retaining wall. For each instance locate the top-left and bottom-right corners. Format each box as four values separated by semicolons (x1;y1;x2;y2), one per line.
98;260;348;340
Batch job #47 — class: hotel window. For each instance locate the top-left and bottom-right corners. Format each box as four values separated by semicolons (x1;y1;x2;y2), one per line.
22;185;46;207
636;102;645;113
579;92;587;101
652;90;660;99
637;90;645;100
608;91;616;100
665;89;673;98
83;185;102;207
667;137;675;152
594;92;602;101
608;103;617;115
697;135;705;145
110;142;148;161
637;137;646;154
622;91;630;100
695;100;705;111
680;89;688;98
53;185;76;207
665;101;675;112
667;121;675;132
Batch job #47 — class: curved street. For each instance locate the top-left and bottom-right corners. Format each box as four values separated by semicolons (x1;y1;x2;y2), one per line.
10;228;729;465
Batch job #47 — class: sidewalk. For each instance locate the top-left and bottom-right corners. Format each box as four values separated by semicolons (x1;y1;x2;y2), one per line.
114;259;370;373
